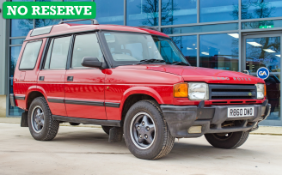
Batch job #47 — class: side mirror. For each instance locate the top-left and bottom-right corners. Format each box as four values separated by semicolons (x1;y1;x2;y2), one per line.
81;57;102;68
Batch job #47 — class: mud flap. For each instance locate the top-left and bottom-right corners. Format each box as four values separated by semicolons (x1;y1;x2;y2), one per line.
21;111;28;127
108;127;123;142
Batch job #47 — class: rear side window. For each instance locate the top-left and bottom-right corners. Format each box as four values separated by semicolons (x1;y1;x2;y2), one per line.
19;41;42;70
44;36;71;69
72;33;104;68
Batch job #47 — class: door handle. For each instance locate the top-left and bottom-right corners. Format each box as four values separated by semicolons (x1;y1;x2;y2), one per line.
67;76;74;81
39;76;44;81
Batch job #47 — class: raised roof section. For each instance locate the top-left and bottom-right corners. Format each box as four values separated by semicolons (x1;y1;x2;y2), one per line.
25;23;168;41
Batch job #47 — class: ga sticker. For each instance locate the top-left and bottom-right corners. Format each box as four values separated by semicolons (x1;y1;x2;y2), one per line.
257;67;269;80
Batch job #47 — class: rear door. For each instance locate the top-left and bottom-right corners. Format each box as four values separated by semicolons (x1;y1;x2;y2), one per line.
64;32;107;119
37;36;72;116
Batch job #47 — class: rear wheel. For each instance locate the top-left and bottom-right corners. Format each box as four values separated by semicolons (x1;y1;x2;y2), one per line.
101;125;112;135
205;131;249;149
28;97;60;141
124;100;175;160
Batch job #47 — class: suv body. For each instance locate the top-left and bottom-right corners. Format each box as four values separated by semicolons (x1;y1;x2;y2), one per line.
11;20;271;160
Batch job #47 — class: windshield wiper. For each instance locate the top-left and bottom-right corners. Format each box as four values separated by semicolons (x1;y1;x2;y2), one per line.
170;61;190;66
137;59;165;64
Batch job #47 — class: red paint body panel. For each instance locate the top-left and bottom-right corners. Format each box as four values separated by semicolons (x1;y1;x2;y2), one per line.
65;69;107;119
37;70;67;116
14;23;266;122
14;39;46;110
104;68;183;120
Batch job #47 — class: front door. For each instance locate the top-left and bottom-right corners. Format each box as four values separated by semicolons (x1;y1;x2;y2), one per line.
64;32;107;119
243;33;282;126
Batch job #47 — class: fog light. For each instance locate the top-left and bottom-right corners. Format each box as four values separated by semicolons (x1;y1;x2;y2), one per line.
188;126;202;134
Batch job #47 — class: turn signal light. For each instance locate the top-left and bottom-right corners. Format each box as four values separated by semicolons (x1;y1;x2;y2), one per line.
173;83;188;98
264;84;267;97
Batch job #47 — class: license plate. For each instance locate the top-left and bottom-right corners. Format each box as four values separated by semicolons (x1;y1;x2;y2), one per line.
227;107;254;118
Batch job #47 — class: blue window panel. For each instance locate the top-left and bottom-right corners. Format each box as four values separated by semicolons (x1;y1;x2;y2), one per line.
127;0;159;26
172;35;197;66
246;37;280;73
242;0;282;19
62;0;94;26
35;19;61;28
200;33;239;71
9;46;24;116
95;0;124;25
200;0;238;23
11;0;33;37
10;39;25;45
242;20;282;30
162;23;238;35
63;0;92;1
61;19;93;25
9;77;24;116
161;0;197;26
10;46;22;77
11;19;33;37
36;0;61;1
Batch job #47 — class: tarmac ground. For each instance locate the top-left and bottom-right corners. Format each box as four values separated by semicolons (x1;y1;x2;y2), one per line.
0;118;282;175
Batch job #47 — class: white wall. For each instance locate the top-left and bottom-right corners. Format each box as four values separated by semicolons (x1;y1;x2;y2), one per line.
0;0;8;116
0;0;7;95
0;95;6;117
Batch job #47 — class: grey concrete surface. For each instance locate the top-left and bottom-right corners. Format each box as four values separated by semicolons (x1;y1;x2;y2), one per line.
0;123;281;175
1;117;282;135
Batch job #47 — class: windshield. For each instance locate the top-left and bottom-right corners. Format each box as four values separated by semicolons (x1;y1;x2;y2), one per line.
103;32;189;66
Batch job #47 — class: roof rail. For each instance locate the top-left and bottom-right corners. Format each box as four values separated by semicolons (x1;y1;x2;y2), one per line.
138;26;159;31
59;19;99;25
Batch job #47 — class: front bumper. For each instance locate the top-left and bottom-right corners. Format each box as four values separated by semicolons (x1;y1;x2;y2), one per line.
161;101;271;138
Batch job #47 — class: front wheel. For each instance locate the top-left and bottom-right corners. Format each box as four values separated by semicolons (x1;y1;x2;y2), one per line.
205;131;249;149
124;100;175;160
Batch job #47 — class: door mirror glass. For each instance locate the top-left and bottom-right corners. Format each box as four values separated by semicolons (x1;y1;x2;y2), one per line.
81;57;102;68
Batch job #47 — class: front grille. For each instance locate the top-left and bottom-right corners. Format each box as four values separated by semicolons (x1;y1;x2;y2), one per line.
209;84;256;100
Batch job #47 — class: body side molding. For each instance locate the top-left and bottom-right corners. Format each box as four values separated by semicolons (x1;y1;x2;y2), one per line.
48;98;120;107
52;115;121;127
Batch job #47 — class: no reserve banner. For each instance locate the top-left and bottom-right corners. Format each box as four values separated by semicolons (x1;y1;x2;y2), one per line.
2;2;96;19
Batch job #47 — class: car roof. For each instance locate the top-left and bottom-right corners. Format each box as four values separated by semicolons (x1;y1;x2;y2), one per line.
25;23;169;41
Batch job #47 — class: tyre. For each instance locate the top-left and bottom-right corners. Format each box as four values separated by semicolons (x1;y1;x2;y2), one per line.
101;125;112;135
124;100;175;160
69;122;80;126
28;97;60;141
204;131;249;149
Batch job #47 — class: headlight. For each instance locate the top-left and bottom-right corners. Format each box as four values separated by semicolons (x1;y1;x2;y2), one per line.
188;83;209;100
256;84;266;99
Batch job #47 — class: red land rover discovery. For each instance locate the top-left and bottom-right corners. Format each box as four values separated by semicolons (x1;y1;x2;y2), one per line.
11;19;271;160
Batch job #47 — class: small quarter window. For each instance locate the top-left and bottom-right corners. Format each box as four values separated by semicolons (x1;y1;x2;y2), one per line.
19;41;42;70
72;33;104;68
49;36;71;69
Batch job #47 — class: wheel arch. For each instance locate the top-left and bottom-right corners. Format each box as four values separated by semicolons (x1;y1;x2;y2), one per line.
26;91;46;110
120;93;159;122
119;87;165;122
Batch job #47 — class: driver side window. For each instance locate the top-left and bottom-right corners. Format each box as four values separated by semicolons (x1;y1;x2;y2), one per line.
72;33;104;68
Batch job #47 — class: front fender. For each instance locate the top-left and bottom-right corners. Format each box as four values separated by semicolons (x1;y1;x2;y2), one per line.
121;86;165;105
